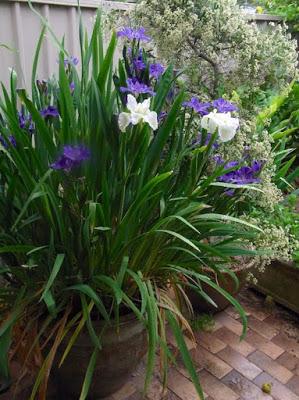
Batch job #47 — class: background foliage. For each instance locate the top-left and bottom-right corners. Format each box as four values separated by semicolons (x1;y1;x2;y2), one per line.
255;0;299;33
135;0;298;114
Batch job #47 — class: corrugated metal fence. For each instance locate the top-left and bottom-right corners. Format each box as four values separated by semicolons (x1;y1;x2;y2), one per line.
0;0;134;88
0;0;282;88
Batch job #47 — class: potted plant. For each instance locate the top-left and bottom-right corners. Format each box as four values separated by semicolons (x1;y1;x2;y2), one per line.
0;5;260;399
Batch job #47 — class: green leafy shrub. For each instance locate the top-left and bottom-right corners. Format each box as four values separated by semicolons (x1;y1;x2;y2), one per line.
257;80;299;167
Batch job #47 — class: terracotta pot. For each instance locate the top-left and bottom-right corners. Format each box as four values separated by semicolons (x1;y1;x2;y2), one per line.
187;262;254;314
53;314;147;399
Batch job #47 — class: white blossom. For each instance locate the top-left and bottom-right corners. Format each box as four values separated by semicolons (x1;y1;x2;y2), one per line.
201;111;239;142
118;94;158;132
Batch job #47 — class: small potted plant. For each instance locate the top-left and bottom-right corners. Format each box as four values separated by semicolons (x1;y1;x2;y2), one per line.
0;5;260;400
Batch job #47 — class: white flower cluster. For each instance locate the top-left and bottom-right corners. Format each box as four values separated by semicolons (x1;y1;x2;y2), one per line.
136;0;298;108
244;216;299;270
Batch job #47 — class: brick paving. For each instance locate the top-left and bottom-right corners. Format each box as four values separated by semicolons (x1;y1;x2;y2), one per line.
2;288;299;399
111;288;299;400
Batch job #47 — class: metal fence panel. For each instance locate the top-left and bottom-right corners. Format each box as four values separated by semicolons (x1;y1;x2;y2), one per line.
0;0;133;88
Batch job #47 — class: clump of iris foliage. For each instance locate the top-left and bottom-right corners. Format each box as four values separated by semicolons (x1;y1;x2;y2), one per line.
114;0;299;265
0;5;265;400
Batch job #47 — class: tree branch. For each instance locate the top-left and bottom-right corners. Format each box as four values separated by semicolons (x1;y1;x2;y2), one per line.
187;38;221;96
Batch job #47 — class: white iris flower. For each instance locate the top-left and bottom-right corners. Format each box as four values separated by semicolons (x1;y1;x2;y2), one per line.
118;94;158;132
201;110;239;142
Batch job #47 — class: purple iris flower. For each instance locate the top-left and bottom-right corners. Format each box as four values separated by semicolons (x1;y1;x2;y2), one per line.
0;135;7;148
117;27;151;42
149;63;164;79
158;111;168;123
50;144;90;172
218;160;262;185
251;160;263;173
0;135;16;149
193;132;219;149
18;111;34;133
133;58;146;72
70;82;75;93
224;189;235;196
213;155;224;165
224;161;239;169
40;106;59;118
212;98;238;113
183;97;211;116
120;78;155;96
9;135;17;147
64;56;79;67
18;112;27;129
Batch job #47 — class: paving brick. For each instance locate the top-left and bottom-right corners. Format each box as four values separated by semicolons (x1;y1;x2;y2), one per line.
214;327;255;357
225;305;246;320
214;312;244;336
287;375;299;396
165;391;182;400
254;372;299;400
263;315;284;329
130;360;160;392
245;329;284;360
128;392;144;400
168;392;182;400
192;345;232;379
212;319;223;332
218;346;262;381
167;331;196;351
195;331;226;354
242;304;270;322
277;352;299;375
272;333;299;358
144;377;165;400
199;369;239;400
112;382;137;400
247;316;279;340
222;370;273;400
248;351;293;384
167;368;207;400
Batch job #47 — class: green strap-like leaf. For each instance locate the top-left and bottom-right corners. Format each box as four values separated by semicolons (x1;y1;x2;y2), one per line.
166;310;204;400
40;254;65;306
79;347;99;400
66;284;109;322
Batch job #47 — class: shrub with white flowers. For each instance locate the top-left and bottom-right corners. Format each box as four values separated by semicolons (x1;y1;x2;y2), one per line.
135;0;298;113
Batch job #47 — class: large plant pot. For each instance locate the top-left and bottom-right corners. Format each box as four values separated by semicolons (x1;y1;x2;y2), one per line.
252;260;299;314
53;314;147;399
187;262;254;314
